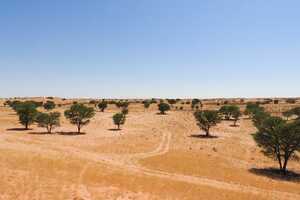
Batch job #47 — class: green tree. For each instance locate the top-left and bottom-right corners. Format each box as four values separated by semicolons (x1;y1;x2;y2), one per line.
143;100;151;110
253;116;300;174
232;109;242;126
219;105;241;125
27;101;43;108
15;102;38;129
116;101;129;109
113;113;126;130
121;107;129;115
43;101;56;111
10;100;22;111
219;105;232;120
191;99;201;110
194;110;221;137
167;99;177;107
244;103;264;118
36;112;61;133
98;100;108;112
64;104;95;134
283;110;294;121
287;107;300;120
158;102;171;114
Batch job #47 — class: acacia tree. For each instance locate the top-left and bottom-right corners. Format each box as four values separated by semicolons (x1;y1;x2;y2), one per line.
244;103;264;118
253;116;300;174
115;101;129;109
113;113;126;130
191;99;201;110
232;110;242;126
219;105;241;126
15;102;38;129
43;101;56;111
167;99;177;107
121;107;129;115
194;110;221;137
283;110;294;121
287;107;300;120
143;100;151;110
64;104;95;134
158;102;171;114
98;100;108;112
36;112;61;133
219;105;232;120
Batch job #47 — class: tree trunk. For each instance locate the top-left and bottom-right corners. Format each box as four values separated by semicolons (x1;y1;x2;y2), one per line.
117;124;120;130
282;156;290;175
205;128;210;137
276;153;283;172
48;125;52;134
77;125;81;134
25;122;28;130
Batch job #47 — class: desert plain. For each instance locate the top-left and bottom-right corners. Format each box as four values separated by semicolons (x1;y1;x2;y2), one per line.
0;98;300;200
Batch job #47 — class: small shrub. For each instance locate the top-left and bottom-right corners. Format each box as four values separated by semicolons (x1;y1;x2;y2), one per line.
98;100;108;112
158;103;171;114
121;107;129;115
286;99;296;104
113;113;126;130
143;100;151;110
43;101;56;111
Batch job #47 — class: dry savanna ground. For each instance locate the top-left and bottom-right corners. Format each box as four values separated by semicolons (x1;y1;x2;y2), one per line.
0;98;300;200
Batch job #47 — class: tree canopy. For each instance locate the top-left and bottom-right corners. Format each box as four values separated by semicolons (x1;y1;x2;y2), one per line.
64;104;95;134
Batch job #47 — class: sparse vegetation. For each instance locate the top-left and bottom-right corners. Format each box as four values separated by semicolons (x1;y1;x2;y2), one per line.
286;98;296;104
64;104;95;134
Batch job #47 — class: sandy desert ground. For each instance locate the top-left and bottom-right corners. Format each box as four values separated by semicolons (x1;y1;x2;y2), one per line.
0;98;300;200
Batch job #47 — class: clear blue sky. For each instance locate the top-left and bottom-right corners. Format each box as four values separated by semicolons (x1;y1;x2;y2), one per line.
0;0;299;99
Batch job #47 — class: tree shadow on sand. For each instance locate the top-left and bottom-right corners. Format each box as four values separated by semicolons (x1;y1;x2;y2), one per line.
56;131;86;136
249;168;300;183
27;132;53;135
108;128;121;131
156;113;167;115
229;124;240;127
189;134;219;139
6;128;33;131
